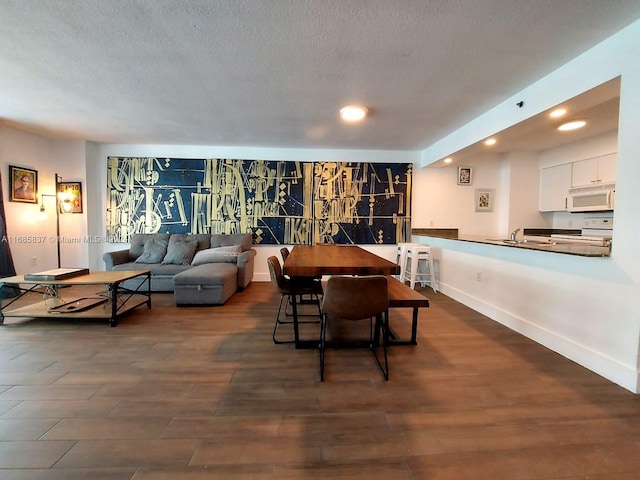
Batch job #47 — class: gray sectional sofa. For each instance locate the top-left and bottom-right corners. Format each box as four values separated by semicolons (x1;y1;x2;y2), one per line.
103;233;256;305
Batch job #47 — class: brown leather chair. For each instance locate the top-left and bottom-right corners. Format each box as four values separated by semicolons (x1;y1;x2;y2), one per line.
320;275;390;381
267;256;323;344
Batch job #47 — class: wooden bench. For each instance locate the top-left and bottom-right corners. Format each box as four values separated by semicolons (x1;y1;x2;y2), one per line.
319;274;430;346
385;275;430;345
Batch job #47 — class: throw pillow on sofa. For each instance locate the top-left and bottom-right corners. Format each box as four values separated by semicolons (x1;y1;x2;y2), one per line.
210;233;252;251
162;238;199;265
191;245;242;266
135;238;169;263
128;233;170;260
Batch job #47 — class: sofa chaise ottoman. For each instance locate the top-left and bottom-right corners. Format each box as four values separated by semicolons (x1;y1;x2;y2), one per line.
173;263;238;306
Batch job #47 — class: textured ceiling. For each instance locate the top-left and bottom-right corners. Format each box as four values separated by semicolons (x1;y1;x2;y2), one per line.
1;0;640;150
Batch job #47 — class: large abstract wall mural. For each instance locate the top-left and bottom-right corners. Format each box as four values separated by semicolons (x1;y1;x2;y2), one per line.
106;157;412;245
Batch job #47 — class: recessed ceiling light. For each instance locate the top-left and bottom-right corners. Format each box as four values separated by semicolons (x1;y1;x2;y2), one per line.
550;108;567;118
443;157;453;164
484;138;497;146
339;105;368;122
558;120;587;131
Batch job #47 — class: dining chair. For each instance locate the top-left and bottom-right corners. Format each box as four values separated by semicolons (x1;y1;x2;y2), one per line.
267;256;323;344
281;246;322;298
319;275;390;381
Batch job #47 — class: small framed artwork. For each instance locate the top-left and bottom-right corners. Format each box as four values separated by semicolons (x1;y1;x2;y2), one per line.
475;188;494;212
58;181;83;213
457;166;472;185
9;165;38;203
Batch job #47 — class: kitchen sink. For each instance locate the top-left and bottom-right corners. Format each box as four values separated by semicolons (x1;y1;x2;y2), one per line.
486;238;554;247
486;238;522;245
522;239;552;245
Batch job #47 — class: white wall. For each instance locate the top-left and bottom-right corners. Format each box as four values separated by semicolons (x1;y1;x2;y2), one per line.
418;20;640;392
503;151;548;234
414;152;548;238
415;157;502;236
0;127;88;274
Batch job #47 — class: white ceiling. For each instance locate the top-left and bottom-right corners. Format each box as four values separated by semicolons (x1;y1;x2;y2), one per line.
1;0;640;151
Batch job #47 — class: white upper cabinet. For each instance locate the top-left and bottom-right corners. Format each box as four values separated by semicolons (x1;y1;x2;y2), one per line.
540;153;616;211
539;163;571;211
595;153;617;184
571;153;617;187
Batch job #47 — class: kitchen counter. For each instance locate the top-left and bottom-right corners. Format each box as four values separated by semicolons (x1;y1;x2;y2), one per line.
412;229;611;257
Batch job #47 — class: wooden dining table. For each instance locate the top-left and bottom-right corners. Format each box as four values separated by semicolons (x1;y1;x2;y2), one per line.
283;244;401;348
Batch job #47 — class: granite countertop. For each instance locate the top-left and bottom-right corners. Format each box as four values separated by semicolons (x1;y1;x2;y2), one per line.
412;229;611;257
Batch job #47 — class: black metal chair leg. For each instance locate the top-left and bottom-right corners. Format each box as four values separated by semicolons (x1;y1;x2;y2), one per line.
272;294;291;344
273;293;322;344
370;314;389;380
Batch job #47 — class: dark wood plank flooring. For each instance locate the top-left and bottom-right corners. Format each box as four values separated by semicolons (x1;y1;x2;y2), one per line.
1;282;639;479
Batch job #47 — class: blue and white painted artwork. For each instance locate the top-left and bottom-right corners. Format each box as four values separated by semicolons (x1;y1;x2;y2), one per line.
107;157;411;245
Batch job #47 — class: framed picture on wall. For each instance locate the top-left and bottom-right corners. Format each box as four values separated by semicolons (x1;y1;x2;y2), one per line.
9;165;38;203
58;181;83;213
475;188;494;212
457;166;472;185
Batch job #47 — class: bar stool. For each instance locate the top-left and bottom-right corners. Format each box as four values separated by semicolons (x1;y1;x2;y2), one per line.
402;244;437;292
395;243;411;281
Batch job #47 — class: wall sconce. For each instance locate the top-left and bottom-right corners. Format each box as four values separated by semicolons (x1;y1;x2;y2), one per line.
39;195;56;220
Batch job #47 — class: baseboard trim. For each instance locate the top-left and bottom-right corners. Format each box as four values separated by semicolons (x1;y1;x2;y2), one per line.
438;282;639;393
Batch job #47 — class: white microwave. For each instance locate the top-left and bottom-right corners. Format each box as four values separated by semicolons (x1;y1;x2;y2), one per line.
568;182;615;213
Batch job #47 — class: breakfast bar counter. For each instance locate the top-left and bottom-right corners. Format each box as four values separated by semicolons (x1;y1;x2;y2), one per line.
412;229;611;257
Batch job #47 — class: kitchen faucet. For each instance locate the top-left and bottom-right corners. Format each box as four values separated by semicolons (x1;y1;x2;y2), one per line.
510;228;521;241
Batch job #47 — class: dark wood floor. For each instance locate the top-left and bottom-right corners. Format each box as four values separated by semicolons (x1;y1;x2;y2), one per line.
1;282;639;479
